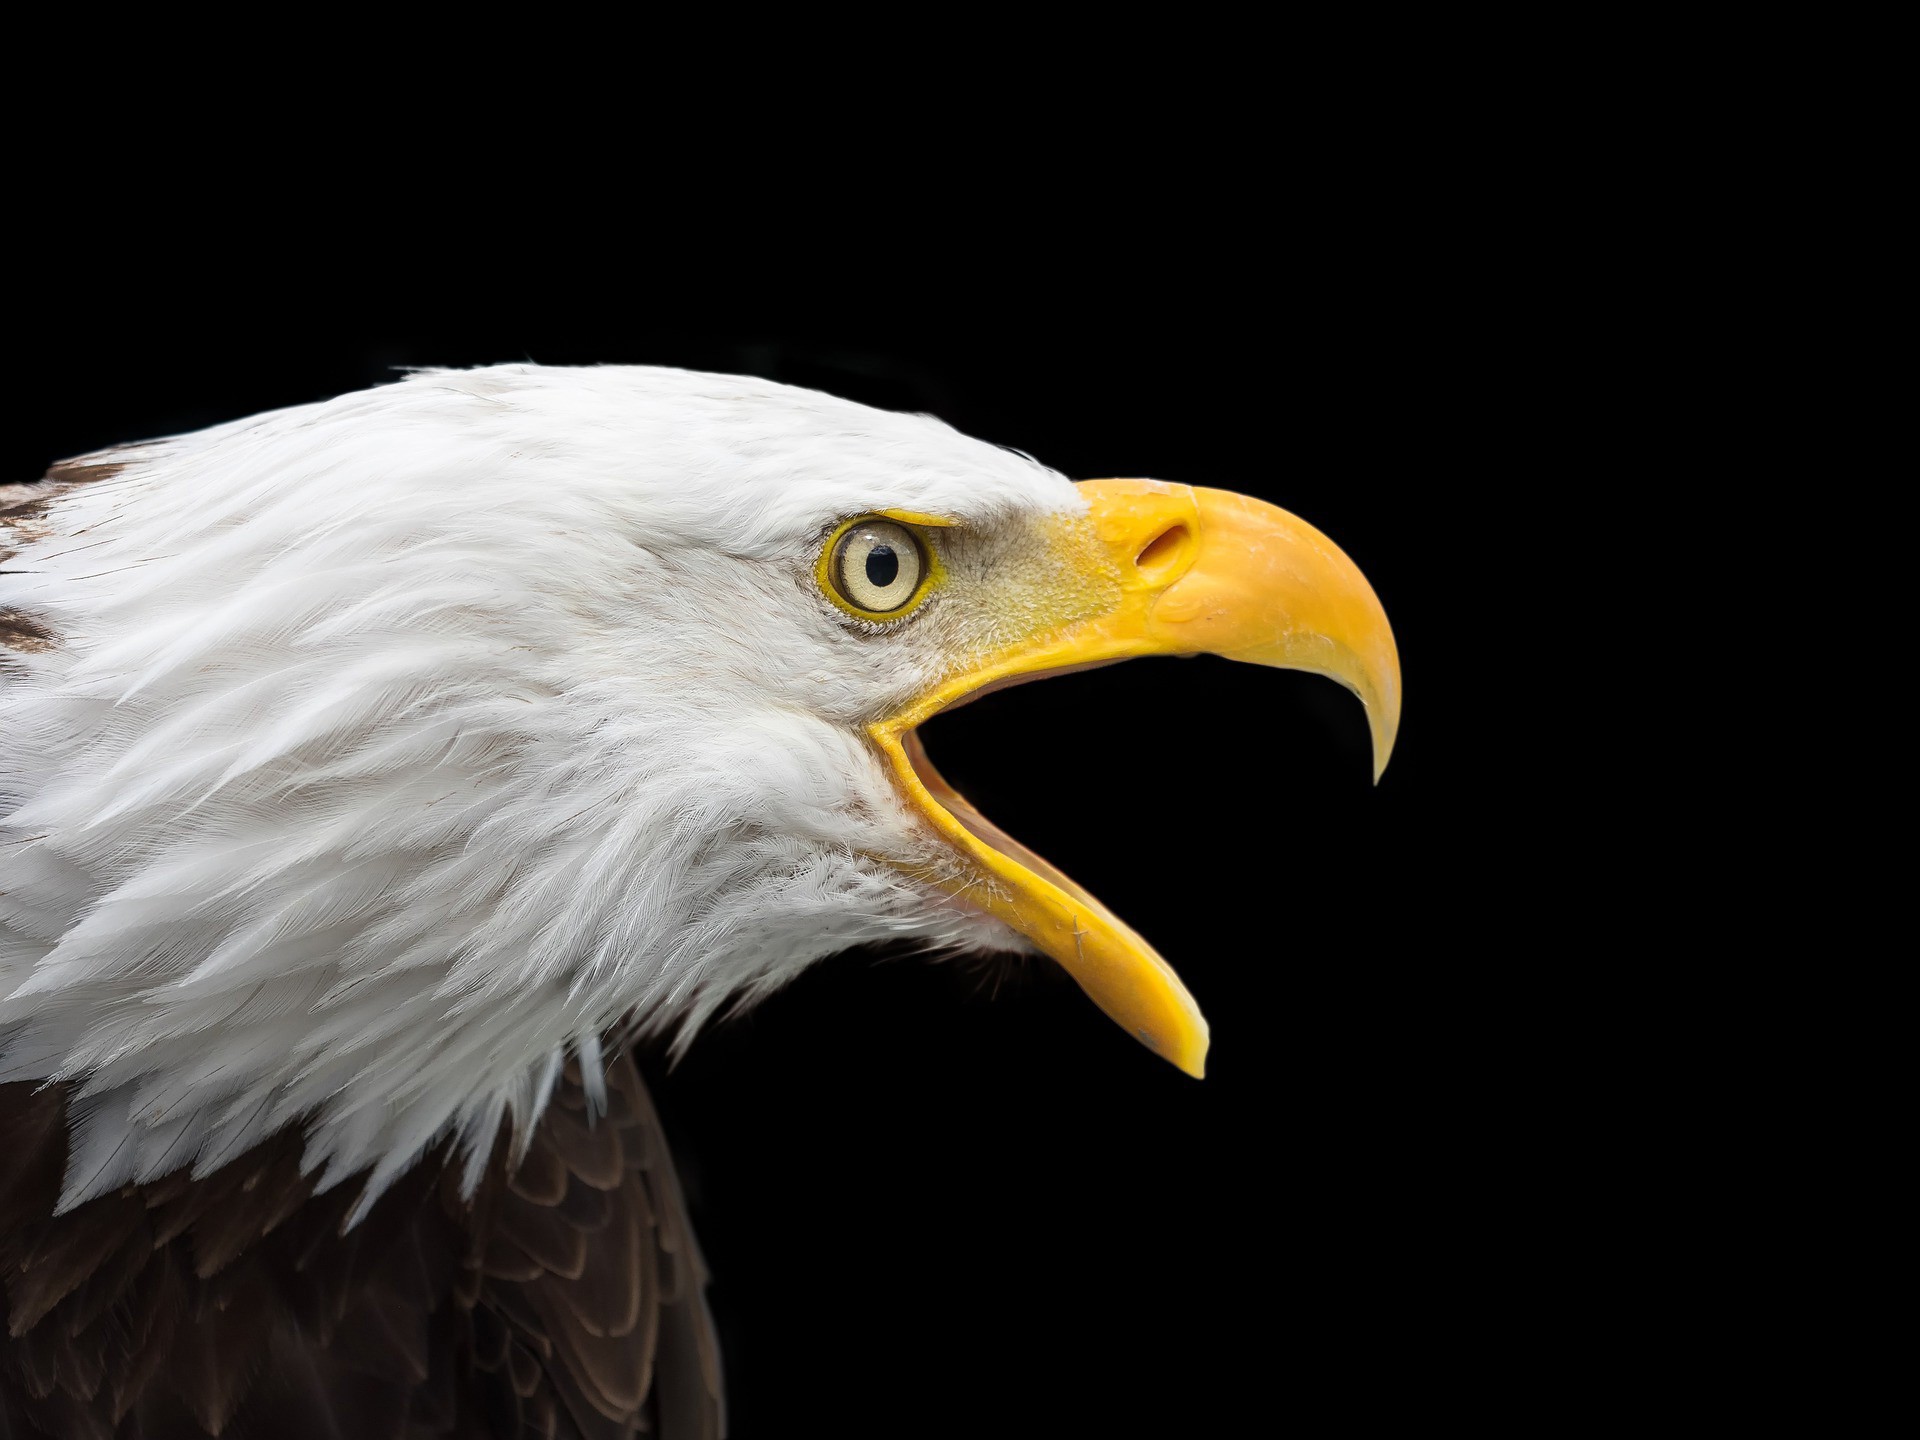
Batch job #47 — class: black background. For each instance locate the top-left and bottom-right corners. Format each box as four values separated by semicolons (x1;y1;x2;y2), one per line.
9;172;1596;1435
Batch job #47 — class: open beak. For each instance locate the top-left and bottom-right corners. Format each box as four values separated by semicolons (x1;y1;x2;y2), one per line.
870;480;1401;1078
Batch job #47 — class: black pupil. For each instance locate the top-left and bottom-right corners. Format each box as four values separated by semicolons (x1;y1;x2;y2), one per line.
864;544;900;588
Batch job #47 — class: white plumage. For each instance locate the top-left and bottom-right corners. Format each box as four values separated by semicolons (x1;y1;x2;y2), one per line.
1;365;1079;1218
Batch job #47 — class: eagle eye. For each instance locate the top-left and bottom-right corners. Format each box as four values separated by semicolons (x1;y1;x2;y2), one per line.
822;518;931;619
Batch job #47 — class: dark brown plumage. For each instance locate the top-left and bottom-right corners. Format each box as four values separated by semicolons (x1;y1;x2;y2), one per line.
0;1051;723;1439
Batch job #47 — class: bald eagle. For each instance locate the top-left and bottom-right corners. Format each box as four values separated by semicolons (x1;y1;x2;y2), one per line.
0;366;1399;1438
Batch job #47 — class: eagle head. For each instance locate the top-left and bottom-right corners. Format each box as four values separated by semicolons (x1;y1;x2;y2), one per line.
0;364;1398;1217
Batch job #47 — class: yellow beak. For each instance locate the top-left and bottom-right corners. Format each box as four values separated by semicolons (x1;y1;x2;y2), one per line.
871;480;1401;1078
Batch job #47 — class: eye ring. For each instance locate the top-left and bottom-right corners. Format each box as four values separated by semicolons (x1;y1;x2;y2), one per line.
817;516;937;621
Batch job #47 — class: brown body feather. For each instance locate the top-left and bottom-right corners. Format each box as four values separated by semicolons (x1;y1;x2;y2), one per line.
0;1050;724;1439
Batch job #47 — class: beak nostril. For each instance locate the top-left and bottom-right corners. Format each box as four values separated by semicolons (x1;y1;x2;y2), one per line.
1135;523;1192;579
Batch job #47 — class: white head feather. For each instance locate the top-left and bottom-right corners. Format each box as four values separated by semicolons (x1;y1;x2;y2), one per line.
0;365;1080;1218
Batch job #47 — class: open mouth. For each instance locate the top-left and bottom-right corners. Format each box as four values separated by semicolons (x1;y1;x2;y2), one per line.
866;480;1401;1080
899;729;1107;917
870;686;1213;1079
893;656;1128;918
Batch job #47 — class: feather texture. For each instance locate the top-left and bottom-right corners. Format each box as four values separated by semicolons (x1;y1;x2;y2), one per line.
0;1045;722;1438
0;365;1073;1210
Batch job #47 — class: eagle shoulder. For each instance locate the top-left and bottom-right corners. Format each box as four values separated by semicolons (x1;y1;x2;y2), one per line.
0;1049;723;1439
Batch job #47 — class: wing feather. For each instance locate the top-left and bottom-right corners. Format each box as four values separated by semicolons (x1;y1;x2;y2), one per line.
0;1045;723;1436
